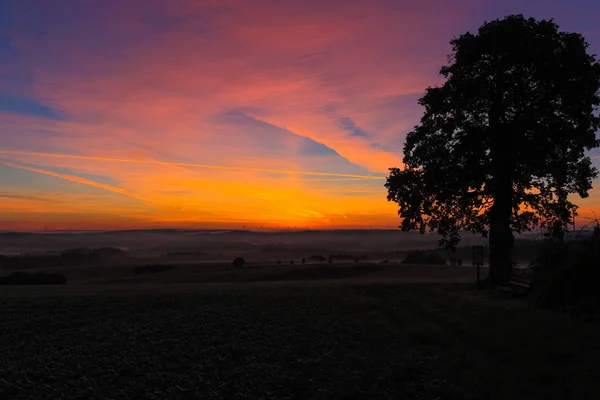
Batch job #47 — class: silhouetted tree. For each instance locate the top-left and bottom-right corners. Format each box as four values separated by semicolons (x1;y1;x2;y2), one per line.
386;15;600;286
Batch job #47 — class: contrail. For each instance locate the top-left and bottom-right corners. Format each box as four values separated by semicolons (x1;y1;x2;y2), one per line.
297;177;385;182
0;159;156;205
0;149;386;180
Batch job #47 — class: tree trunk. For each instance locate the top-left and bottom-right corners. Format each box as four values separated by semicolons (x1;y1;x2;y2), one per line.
489;152;515;286
489;203;514;287
488;76;515;287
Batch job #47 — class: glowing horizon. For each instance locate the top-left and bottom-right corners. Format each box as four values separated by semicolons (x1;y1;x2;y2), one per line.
1;0;600;230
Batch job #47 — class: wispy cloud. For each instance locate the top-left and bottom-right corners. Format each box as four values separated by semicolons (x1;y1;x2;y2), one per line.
0;149;385;179
0;159;155;204
338;116;371;138
1;0;599;228
0;192;56;202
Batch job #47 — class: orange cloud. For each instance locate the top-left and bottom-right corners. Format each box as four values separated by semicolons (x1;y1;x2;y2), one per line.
8;0;598;229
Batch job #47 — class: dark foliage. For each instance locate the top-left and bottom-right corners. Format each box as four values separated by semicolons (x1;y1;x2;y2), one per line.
328;254;360;262
386;15;600;285
534;226;600;315
232;257;246;268
0;247;126;271
402;250;447;265
132;264;176;275
308;255;325;262
0;271;67;285
61;247;126;259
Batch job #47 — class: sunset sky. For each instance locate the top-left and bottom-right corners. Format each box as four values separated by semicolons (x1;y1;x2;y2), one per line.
1;0;599;230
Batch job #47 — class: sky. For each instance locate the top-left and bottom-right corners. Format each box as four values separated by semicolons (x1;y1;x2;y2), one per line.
1;0;599;230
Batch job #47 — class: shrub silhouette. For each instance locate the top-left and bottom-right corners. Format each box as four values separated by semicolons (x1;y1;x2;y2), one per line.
0;271;67;285
132;264;175;275
233;257;245;268
535;227;600;315
328;254;358;262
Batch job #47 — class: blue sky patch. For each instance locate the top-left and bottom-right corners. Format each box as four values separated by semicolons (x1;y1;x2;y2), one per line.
0;92;62;120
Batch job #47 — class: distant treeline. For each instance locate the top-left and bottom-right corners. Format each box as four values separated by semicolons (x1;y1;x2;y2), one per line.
162;251;208;257
0;247;126;270
415;239;542;265
0;271;67;285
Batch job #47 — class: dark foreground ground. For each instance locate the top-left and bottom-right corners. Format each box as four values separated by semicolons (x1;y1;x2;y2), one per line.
2;275;600;400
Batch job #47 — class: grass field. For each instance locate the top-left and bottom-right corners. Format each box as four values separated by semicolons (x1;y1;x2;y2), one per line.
1;263;599;399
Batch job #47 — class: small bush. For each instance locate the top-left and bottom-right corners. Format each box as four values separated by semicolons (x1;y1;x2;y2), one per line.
328;254;358;262
233;257;245;268
402;250;446;265
0;272;67;285
132;264;175;275
308;255;325;262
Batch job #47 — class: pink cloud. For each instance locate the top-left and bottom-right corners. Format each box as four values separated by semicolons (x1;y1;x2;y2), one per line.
0;0;495;228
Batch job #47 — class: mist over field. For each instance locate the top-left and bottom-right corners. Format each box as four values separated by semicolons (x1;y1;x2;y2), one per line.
0;229;495;258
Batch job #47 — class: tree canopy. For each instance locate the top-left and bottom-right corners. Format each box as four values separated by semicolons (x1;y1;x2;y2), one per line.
385;15;600;284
